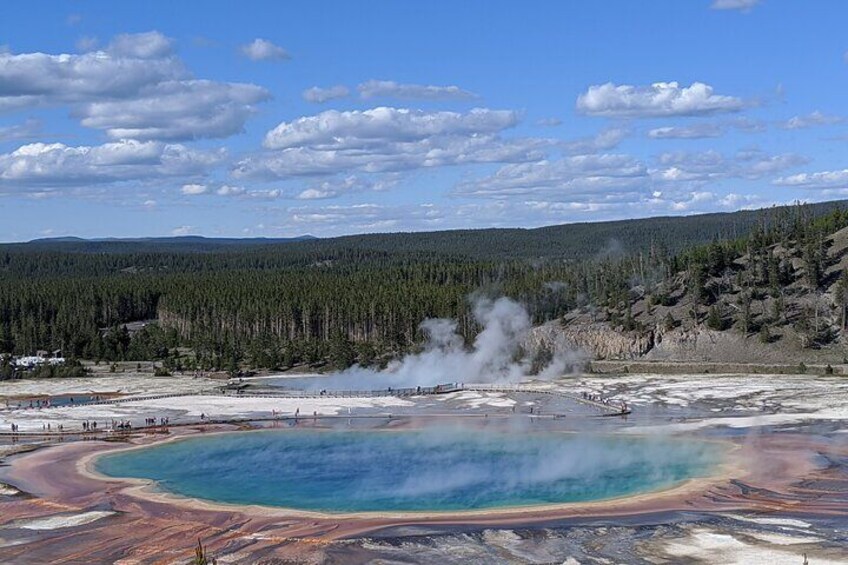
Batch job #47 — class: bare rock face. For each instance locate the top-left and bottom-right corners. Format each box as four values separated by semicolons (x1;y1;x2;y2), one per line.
525;321;654;360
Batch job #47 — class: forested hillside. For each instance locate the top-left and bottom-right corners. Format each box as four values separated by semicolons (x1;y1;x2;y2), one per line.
2;200;847;372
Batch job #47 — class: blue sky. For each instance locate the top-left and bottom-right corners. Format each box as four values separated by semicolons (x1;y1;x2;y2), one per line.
2;0;848;241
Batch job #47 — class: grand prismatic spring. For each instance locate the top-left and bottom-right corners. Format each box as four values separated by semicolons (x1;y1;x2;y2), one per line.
94;429;723;513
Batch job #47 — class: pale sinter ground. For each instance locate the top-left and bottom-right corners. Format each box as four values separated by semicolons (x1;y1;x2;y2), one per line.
2;370;848;563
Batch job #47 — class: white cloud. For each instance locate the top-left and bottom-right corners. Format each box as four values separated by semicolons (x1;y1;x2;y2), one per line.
79;80;270;140
282;202;450;233
238;134;545;178
297;187;334;200
247;189;282;200
235;107;543;179
302;85;350;103
0;32;270;141
0;47;185;112
576;81;746;118
711;0;760;11
171;225;195;236
263;107;518;150
216;184;246;196
181;183;208;195
648;124;724;139
653;149;807;183
295;175;393;200
358;80;478;101
779;111;843;130
258;188;782;237
564;128;628;153
454;154;648;198
239;38;289;61
108;31;174;59
773;169;848;189
179;183;254;198
0;140;224;190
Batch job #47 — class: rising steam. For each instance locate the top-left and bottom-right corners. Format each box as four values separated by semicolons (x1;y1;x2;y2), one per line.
318;296;585;389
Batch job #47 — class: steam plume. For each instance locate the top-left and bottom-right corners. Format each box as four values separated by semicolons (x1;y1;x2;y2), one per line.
319;296;584;389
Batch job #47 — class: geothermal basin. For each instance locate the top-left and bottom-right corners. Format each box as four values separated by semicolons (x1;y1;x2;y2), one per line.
94;428;723;513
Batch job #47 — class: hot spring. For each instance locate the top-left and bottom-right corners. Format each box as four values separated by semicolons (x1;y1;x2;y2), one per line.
95;429;723;513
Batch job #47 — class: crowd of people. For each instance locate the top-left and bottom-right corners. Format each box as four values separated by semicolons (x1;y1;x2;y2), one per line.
5;415;175;435
4;395;106;410
581;391;628;414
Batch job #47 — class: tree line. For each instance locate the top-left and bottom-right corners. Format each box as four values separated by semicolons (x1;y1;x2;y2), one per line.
2;201;845;371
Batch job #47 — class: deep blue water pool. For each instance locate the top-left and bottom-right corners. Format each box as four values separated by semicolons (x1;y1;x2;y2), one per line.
95;429;722;512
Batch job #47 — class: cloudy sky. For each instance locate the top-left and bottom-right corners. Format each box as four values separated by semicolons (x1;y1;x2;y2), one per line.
2;0;848;241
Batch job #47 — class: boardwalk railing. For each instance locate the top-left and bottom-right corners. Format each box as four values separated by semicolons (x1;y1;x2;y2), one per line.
2;382;628;417
1;383;464;411
464;384;628;414
221;382;462;400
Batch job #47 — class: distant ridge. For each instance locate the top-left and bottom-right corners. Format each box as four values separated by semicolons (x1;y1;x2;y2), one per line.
6;200;848;260
27;235;318;244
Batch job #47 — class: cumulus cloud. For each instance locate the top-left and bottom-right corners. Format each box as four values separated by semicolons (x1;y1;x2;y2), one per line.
171;225;195;236
180;183;252;197
0;47;184;111
454;154;648;198
358;80;478;101
263;107;518;149
79;80;270;140
215;184;246;196
277;201;542;234
576;81;746;118
779;111;843;130
773;169;848;189
710;0;760;11
563;128;628;153
238;136;544;178
653;149;807;183
239;38;289;61
295;175;395;200
108;31;174;59
235;107;542;179
0;32;270;141
181;183;208;195
302;85;350;103
0;140;223;190
648;124;724;139
267;186;777;236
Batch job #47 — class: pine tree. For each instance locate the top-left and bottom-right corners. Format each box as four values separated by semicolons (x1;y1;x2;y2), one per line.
707;305;724;331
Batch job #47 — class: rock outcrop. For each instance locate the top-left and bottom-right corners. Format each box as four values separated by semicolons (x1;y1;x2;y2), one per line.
525;321;654;360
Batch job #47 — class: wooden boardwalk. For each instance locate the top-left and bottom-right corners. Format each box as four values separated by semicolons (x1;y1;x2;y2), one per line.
1;382;629;438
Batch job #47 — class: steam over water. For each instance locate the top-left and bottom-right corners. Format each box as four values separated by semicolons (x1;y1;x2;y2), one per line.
273;297;584;391
96;429;722;512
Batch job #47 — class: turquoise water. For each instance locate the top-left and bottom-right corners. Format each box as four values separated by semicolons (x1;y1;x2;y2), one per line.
96;430;722;512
